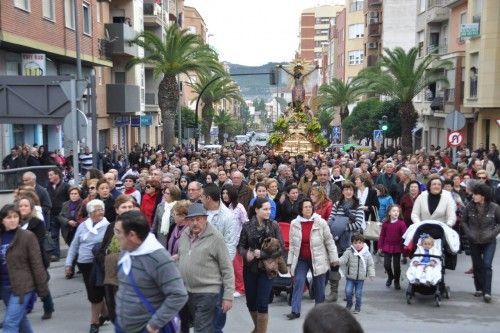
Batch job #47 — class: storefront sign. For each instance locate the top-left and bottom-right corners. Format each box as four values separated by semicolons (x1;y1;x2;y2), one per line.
460;23;480;38
131;115;153;127
21;53;46;76
114;116;130;127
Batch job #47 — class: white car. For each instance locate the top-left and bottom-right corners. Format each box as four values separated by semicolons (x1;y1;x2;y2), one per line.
234;135;248;145
249;133;269;147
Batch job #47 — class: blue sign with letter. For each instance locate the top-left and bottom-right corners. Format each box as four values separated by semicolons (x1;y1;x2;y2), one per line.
373;130;383;142
332;126;341;139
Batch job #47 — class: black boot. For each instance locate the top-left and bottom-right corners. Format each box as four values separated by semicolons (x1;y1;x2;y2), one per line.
394;280;401;290
386;277;393;287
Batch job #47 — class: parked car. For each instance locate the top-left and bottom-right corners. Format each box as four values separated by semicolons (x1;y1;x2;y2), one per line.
235;135;249;145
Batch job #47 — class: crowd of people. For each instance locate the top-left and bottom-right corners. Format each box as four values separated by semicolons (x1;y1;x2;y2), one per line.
1;141;500;333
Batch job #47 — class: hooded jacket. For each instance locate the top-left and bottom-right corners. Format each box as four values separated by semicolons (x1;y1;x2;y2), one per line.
338;243;375;281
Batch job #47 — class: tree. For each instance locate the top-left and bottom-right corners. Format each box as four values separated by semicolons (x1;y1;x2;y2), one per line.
174;106;196;139
342;98;382;144
189;73;242;144
318;77;365;127
127;25;222;151
213;110;235;144
317;108;335;141
358;47;451;153
239;104;251;134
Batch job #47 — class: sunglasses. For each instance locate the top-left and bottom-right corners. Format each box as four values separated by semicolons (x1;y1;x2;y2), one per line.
89;186;96;190
478;177;487;180
145;185;152;189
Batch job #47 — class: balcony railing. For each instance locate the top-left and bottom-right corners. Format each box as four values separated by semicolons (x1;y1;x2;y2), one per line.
98;39;113;60
426;0;450;23
427;44;447;55
470;78;478;98
368;23;381;36
368;0;382;6
105;23;139;57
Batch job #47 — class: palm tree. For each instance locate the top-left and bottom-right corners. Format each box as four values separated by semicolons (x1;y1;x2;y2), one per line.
213;109;235;144
317;108;335;141
318;77;365;124
127;24;222;150
189;73;242;144
358;47;451;153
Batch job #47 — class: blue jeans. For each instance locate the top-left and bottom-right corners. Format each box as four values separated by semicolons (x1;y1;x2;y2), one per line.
0;286;34;333
470;240;496;295
291;259;326;314
345;278;364;310
213;287;226;333
243;268;273;313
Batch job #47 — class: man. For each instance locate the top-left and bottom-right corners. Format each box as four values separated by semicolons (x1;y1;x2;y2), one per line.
161;173;175;191
104;172;122;199
2;146;21;169
188;181;203;203
395;167;412;204
115;211;188;333
79;146;93;175
330;166;345;187
375;163;399;200
47;168;70;261
230;170;253;211
312;167;341;203
201;184;238;332
215;170;232;189
22;171;52;224
417;164;431;186
468;158;484;179
178;203;234;333
276;164;290;192
151;169;163;183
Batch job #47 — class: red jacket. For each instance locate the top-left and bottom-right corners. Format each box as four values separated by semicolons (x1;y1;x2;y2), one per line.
140;192;158;226
400;193;419;227
315;199;333;221
378;219;407;254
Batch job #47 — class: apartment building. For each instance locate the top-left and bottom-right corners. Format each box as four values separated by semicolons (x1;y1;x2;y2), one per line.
0;0;112;157
462;0;500;149
331;8;347;82
344;0;366;81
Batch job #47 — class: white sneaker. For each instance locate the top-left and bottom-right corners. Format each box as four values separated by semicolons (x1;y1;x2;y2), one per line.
233;291;243;298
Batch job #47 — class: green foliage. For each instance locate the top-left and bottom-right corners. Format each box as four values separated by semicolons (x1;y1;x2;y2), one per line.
319;78;365;121
273;117;289;133
253;98;266;111
175;106;196;135
268;132;285;145
305;118;321;134
313;133;328;147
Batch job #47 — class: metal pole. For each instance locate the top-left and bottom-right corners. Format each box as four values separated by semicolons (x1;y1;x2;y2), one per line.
177;79;182;146
90;74;98;167
452;111;458;165
70;79;80;185
276;67;279;121
73;0;84;167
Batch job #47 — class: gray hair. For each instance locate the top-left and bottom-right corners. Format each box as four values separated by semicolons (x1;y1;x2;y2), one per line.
87;199;105;214
23;171;36;180
400;167;412;177
277;164;288;175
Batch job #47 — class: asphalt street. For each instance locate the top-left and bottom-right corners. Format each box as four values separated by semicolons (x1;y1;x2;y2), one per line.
3;241;499;333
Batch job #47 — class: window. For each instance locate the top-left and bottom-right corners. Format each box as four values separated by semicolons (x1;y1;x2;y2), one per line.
83;2;92;35
65;0;75;29
348;50;364;65
188;26;197;34
419;0;426;13
350;0;364;12
42;0;55;21
349;24;364;38
14;0;30;11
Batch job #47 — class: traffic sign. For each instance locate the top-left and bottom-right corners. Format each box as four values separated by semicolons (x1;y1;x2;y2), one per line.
332;126;341;139
373;130;383;142
448;131;463;147
445;111;466;130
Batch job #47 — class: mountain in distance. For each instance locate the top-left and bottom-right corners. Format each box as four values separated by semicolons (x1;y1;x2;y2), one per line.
226;62;289;101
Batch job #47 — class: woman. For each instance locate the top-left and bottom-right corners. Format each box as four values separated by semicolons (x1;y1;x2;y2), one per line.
65;199;110;333
98;195;136;325
58;186;84;245
461;183;500;303
354;174;379;222
452;174;467;203
166;200;191;333
310;186;333;221
326;181;365;302
266;178;279;201
0;204;49;332
298;165;316;196
178;175;189;199
248;169;257;190
249;182;277;221
238;197;284;333
17;196;55;320
96;179;116;223
152;185;182;246
287;199;338;320
222;185;249;297
77;178;99;224
276;185;304;223
411;176;457;227
400;181;421;227
14;186;44;222
205;172;218;185
140;179;161;226
122;175;141;204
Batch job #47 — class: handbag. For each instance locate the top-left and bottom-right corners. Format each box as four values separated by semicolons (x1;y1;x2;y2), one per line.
364;206;382;241
119;268;181;333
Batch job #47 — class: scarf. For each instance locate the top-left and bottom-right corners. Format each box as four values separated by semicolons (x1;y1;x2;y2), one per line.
68;200;81;219
167;225;187;255
118;233;164;275
124;187;136;195
160;201;177;235
351;243;370;270
82;217;109;241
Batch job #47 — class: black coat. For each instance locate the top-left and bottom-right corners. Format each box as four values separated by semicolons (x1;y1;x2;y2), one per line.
47;181;70;216
23;217;49;269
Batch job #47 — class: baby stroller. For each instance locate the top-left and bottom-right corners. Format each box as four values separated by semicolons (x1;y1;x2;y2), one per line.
270;222;314;304
403;221;460;307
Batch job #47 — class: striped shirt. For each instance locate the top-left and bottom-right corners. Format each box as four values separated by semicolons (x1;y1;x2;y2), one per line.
79;153;93;173
328;201;365;232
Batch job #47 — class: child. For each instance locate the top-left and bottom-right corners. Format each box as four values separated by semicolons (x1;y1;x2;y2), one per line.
337;233;375;314
374;185;394;222
378;205;407;290
406;236;442;285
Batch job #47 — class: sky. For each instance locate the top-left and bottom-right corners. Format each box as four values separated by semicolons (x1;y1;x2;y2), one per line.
183;0;344;66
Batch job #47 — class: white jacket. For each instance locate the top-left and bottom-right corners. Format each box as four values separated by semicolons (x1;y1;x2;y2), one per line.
411;190;457;227
287;213;339;276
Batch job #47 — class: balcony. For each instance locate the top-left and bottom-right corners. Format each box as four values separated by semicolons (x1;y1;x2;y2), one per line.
430;96;444;111
427;44;447;55
144;2;165;27
105;23;139;57
368;0;382;6
106;84;141;114
426;0;450;23
368;23;381;37
98;39;113;61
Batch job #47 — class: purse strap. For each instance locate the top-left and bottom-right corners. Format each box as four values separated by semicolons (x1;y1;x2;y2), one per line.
372;206;379;222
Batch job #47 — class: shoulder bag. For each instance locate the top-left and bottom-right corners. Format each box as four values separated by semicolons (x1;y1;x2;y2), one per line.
364;206;382;241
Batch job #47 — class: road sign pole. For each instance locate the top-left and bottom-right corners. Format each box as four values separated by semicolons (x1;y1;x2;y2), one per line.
70;79;80;185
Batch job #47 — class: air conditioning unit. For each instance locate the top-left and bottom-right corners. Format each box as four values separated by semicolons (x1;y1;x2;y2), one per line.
367;42;378;49
369;11;379;18
369;17;379;24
